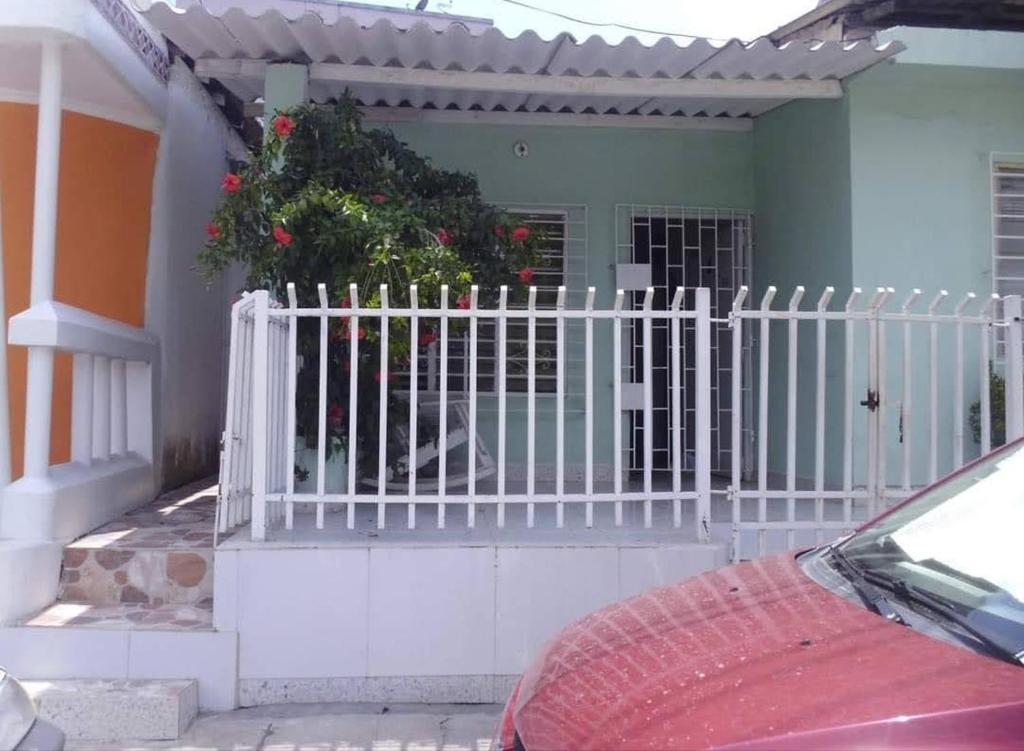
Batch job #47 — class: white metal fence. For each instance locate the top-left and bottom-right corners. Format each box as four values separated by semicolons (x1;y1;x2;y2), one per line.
728;287;1024;561
219;282;1024;557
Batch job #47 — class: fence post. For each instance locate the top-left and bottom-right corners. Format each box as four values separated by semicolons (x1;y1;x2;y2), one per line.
695;287;712;543
250;290;270;542
1004;295;1024;442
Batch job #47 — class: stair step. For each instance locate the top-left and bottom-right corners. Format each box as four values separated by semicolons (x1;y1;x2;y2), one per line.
59;547;214;607
24;602;213;631
23;679;198;740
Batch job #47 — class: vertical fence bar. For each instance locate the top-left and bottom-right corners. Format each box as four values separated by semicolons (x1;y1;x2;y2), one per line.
814;287;834;544
980;294;998;456
642;287;654;529
285;285;298;529
695;287;712;543
316;284;329;530
927;291;947;483
555;286;566;528
497;286;508;528
843;289;862;526
953;293;973;468
218;300;242;535
267;320;279;525
251;291;270;541
346;284;359;529
757;287;776;556
377;285;390;530
730;287;747;560
1005;295;1024;442
408;285;419;529
236;310;254;528
785;287;804;549
583;288;596;527
438;285;449;529
467;286;479;529
613;290;624;527
865;289;882;515
876;288;893;511
670;287;684;529
901;290;921;493
526;286;537;528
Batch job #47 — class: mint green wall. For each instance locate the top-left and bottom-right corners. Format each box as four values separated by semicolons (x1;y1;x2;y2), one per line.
847;61;1024;479
381;120;755;466
753;98;853;482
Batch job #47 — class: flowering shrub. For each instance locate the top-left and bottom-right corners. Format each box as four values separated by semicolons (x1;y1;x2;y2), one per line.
200;97;541;479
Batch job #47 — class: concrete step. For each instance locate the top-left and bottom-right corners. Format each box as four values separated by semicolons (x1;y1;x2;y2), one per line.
23;678;198;741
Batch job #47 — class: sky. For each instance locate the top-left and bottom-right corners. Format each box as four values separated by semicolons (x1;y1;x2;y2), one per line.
366;0;821;43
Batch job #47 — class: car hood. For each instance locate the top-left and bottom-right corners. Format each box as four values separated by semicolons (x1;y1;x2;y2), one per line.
513;554;1024;750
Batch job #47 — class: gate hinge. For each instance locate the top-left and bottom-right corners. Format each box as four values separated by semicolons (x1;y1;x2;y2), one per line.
860;389;880;412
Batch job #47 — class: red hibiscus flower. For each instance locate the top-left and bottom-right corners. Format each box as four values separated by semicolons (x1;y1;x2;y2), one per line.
518;267;535;284
273;226;293;246
221;173;242;193
511;225;530;242
419;330;438;347
456;294;472;310
340;320;367;340
327;401;345;430
272;114;296;137
370;193;387;204
494;224;506;237
205;222;221;239
340;296;351;308
437;228;453;247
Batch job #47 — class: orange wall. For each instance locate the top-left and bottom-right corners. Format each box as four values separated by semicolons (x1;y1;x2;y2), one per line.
0;103;157;476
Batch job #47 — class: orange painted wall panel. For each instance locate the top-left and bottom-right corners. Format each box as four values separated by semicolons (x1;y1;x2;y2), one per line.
0;103;157;477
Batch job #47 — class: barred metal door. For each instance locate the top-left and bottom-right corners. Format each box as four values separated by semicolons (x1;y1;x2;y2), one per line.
615;205;753;480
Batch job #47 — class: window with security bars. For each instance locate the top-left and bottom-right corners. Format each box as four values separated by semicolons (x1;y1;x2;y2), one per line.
993;159;1024;361
400;206;587;397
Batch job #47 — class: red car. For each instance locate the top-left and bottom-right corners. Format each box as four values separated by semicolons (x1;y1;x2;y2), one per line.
495;441;1024;750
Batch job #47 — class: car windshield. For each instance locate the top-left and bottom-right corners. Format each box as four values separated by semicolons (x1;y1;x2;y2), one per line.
839;441;1024;657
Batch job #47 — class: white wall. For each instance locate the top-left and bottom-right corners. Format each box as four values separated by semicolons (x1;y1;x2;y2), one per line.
214;540;726;706
145;60;246;490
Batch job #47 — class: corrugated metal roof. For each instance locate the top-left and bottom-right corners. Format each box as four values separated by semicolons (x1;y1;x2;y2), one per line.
138;0;903;119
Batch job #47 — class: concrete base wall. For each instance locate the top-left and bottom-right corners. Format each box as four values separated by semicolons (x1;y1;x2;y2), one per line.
215;539;727;704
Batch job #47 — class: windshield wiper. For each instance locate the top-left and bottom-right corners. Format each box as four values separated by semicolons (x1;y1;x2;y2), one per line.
825;546;906;625
859;568;1024;668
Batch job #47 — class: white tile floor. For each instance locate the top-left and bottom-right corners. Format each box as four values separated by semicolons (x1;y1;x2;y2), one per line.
66;703;502;751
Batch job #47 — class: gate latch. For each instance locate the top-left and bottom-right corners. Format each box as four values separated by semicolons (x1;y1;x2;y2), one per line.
860;389;880;412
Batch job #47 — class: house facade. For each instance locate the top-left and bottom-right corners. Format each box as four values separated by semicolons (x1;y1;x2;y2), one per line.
1;0;1023;723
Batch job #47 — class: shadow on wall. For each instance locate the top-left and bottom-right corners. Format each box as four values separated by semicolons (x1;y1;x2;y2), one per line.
161;434;219;492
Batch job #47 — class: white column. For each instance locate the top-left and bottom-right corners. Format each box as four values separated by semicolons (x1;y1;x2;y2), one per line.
110;359;127;455
92;356;111;461
71;353;94;464
0;181;10;485
21;38;63;479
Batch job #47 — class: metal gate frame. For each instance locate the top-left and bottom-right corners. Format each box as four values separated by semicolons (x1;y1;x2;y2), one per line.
727;287;1024;562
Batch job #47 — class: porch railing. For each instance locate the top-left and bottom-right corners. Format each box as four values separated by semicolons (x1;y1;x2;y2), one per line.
222;283;713;541
2;301;159;541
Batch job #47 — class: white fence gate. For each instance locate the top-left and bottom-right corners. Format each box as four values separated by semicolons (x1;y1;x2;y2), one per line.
218;283;1024;560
